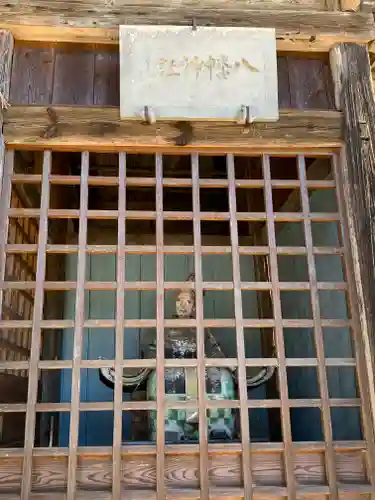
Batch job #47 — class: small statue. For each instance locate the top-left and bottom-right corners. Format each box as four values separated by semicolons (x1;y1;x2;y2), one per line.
98;271;275;443
175;272;196;319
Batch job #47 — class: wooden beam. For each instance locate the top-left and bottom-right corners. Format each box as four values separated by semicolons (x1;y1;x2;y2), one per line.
330;42;375;488
0;9;374;50
3;106;343;153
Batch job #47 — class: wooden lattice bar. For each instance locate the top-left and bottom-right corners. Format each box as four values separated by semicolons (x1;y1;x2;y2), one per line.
297;154;338;496
66;152;89;500
262;154;296;498
191;153;210;500
0;150;373;498
113;152;126;499
332;154;375;488
227;153;253;499
155;153;166;500
21;150;51;500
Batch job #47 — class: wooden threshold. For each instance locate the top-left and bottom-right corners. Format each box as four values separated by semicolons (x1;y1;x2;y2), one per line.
3;106;343;153
0;444;372;498
4;486;375;500
0;9;374;50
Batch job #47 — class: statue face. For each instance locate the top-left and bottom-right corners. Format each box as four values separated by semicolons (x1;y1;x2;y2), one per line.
176;290;196;318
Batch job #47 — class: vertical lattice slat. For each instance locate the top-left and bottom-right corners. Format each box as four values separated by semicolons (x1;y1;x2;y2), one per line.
262;154;296;499
155;153;166;500
191;153;209;500
332;153;375;488
67;151;89;500
113;152;127;499
227;154;253;499
298;154;338;497
21;150;51;499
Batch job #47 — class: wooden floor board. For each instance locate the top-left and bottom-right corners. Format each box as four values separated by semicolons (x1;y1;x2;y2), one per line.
0;447;369;494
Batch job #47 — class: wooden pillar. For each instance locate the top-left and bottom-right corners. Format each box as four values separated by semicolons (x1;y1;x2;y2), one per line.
330;42;375;462
0;30;13;188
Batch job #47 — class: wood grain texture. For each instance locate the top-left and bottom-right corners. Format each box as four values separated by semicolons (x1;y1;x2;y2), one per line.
94;52;120;106
191;153;210;500
52;49;94;105
9;47;335;111
2;490;371;500
0;29;13;207
66;152;89;500
288;58;335;109
3;107;343;152
0;30;13;109
277;57;292;109
3;27;370;53
10;46;54;105
21;151;51;500
329;42;375;489
0;449;369;493
0;8;374;48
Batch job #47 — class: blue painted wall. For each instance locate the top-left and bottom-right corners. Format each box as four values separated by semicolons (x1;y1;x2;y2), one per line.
278;188;361;441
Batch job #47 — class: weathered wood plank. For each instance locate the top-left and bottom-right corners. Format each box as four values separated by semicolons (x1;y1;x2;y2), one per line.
329;42;375;490
0;9;374;50
7;47;334;110
0;30;13;186
288;58;335;109
53;49;95;105
9;46;54;105
277;57;291;109
0;32;14;385
94;52;120;106
5;490;374;500
3;107;343;152
0;449;369;493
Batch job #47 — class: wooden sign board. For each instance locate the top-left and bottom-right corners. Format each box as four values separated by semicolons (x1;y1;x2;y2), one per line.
119;26;279;122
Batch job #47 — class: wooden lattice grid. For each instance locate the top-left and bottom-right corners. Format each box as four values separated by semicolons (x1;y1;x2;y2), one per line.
0;149;374;499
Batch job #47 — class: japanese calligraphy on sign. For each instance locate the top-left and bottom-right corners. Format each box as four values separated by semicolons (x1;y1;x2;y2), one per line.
120;26;278;122
157;56;259;80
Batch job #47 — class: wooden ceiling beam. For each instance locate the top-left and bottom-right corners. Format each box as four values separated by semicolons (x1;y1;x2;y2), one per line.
3;106;343;153
0;8;374;50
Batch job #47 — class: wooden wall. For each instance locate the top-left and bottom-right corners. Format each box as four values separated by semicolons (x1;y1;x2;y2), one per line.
9;44;335;110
